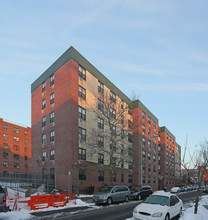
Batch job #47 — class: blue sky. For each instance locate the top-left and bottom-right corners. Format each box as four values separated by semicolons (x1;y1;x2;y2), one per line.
0;0;208;155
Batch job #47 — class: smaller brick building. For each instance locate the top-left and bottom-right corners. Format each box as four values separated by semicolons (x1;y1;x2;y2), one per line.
0;118;31;178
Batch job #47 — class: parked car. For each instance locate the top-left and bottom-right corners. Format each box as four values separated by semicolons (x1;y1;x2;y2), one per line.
133;191;183;220
132;185;153;200
203;186;208;193
170;187;180;193
0;186;9;212
179;186;185;192
92;185;131;205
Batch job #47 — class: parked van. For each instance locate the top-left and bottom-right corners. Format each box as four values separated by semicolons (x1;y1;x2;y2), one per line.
92;185;131;205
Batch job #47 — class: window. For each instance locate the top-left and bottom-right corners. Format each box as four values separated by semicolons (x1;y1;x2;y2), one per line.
142;166;146;173
98;171;104;181
42;168;47;179
153;143;156;151
148;153;151;161
128;162;133;170
50;93;54;104
142;138;146;147
142;125;146;134
50;130;55;142
113;173;116;182
153;155;156;162
121;160;124;168
110;108;116;119
42;151;46;161
50;112;55;123
148;177;151;184
3;143;8;149
14;154;20;160
3;171;9;177
3;124;8;130
112;157;116;166
50;74;54;86
128;175;133;183
128;148;133;156
97;136;104;147
167;134;169;140
78;106;86;121
121;115;124;125
110;91;116;103
13;128;19;133
121;129;125;139
3;152;8;158
50;168;55;180
153;121;156;128
110;140;116;151
142;151;146;159
79;148;86;160
42;81;46;92
148;116;151;125
98;153;104;164
98;99;104;112
110;124;116;135
142;176;146;184
79;168;86;180
14;163;20;169
98;117;104;129
128;133;133;143
24;147;28;153
148;141;151;149
79;65;86;80
121;145;124;154
25;156;28;161
3;134;8;139
3;161;9;168
25;164;28;170
13;145;20;151
98;81;104;94
42;99;46;109
13;136;19;142
42;134;46;145
143;112;145;121
121;174;124;182
50;149;55;161
128;120;132;129
148;129;151;136
79;127;86;140
24;131;27;135
42;116;46;127
79;85;86;100
121;100;124;109
25;139;27;144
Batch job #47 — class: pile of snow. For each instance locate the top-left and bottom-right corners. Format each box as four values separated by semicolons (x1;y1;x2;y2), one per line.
0;194;96;220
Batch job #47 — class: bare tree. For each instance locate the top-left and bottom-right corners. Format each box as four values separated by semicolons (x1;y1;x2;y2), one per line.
181;137;208;214
85;90;138;184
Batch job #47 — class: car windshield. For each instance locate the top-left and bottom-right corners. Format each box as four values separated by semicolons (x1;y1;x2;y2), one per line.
99;186;113;193
144;195;169;206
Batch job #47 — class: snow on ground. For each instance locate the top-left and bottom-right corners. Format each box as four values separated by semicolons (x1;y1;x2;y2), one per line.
126;194;208;220
1;193;208;220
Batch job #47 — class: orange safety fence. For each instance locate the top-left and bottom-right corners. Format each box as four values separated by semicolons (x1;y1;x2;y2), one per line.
28;193;76;210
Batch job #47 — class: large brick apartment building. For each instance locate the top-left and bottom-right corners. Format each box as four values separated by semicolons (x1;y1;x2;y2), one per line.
0;118;31;178
31;46;180;192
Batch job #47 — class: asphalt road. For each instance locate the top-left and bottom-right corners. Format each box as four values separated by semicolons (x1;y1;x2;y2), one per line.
35;190;205;220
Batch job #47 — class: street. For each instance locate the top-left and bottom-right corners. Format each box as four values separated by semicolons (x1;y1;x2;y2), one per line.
38;190;205;220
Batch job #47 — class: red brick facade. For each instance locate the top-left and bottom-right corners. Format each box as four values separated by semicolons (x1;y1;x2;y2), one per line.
0;118;31;176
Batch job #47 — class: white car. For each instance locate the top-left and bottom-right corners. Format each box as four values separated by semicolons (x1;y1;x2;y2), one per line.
133;191;183;220
170;187;180;193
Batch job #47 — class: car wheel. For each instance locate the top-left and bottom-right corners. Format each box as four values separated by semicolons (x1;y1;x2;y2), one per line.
164;214;170;220
125;196;129;202
138;195;141;200
107;197;112;205
179;207;182;217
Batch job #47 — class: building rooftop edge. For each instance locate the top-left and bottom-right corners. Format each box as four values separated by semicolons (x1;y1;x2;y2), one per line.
159;126;175;139
31;46;132;105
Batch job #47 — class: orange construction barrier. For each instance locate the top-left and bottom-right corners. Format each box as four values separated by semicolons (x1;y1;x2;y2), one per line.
28;195;50;210
50;194;66;207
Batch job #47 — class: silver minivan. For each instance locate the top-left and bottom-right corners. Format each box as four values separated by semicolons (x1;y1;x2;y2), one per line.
92;185;131;205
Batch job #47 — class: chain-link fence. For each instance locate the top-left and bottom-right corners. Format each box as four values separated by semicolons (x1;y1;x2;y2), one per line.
0;172;101;195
